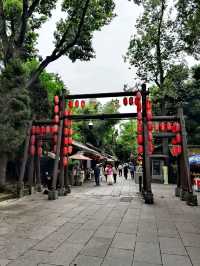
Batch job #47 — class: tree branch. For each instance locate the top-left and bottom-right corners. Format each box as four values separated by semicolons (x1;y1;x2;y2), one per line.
27;0;91;88
27;0;40;17
16;0;29;48
0;0;9;62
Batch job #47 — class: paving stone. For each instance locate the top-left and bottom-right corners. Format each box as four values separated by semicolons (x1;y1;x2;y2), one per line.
94;225;117;239
133;262;161;266
162;254;192;266
70;255;103;266
67;229;94;244
117;222;137;234
102;247;133;266
80;237;112;258
186;246;200;265
111;233;136;250
159;237;187;255
136;232;159;243
134;242;162;265
0;259;11;266
180;232;200;247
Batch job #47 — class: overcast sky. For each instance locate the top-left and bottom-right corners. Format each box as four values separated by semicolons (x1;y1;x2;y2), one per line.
37;0;142;96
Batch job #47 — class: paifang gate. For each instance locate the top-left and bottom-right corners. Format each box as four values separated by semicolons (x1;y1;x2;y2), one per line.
19;84;198;206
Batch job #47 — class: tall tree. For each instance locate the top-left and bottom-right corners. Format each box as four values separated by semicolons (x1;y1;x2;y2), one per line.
176;0;200;59
126;0;183;112
0;0;115;86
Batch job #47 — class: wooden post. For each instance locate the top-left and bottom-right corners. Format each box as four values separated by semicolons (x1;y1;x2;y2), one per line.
18;121;32;197
178;108;198;205
35;149;42;192
28;155;34;194
142;84;154;204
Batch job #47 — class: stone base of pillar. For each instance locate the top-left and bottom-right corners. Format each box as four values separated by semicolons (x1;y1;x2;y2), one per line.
29;186;35;195
144;191;154;204
187;193;198;206
48;190;58;200
17;182;24;198
175;187;180;197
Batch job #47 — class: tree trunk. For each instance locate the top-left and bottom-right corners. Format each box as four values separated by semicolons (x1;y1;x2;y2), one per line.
0;153;8;188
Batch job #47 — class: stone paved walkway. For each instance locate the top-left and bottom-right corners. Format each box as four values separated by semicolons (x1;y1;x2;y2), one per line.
0;176;200;266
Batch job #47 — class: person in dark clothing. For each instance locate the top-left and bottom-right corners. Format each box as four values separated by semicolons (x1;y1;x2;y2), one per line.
123;164;128;180
94;164;100;186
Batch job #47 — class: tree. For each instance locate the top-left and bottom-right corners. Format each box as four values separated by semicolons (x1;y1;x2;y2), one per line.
0;0;116;87
126;0;183;112
176;0;200;59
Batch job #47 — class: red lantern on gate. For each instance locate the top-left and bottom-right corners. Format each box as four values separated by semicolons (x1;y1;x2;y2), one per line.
63;156;68;167
64;128;69;136
68;100;73;109
147;121;153;131
129;97;134;105
159;122;165;132
37;147;42;157
54;115;59;124
146;98;152;111
137;101;142;112
166;122;172;131
81;100;85;108
64;137;68;145
31;126;36;135
46;126;51;134
30;135;36;145
137;145;143;154
123;97;128;106
52;125;59;134
75;100;79;108
30;145;35;156
68;137;73;145
177;145;182;155
171;137;177;145
148;132;153;141
68;128;73;136
172;122;181;133
54;95;59;104
154;123;159;132
137;121;143;133
148;143;154;155
147;111;152;121
68;145;73;154
176;133;182;144
137;112;142;121
63;146;68;155
54;105;59;114
137;135;143;145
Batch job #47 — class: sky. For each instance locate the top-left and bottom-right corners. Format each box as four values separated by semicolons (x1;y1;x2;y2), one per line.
37;0;142;98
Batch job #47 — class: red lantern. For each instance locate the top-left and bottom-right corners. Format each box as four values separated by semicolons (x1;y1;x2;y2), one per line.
148;143;154;155
136;91;141;100
137;112;142;121
30;145;35;156
75;100;79;108
54;96;59;104
123;97;128;106
147;121;153;131
54;105;59;114
68;100;73;109
53;125;59;134
64;137;69;145
63;146;68;155
137;145;143;154
147;111;152;121
171;137;177;145
177;145;182;155
63;156;68;167
37;147;42;157
64;128;69;136
31;126;36;135
137;121;143;133
176;133;182;143
172;122;181;133
68;137;73;145
148;132;153;141
68;128;73;136
54;115;59;124
36;126;40;135
53;135;58;144
159;122;165;132
81;100;85;108
68;145;73;154
129;97;134;105
146;98;152;111
137;101;142;112
137;135;143;145
30;135;36;145
154;123;159;132
166;122;172;131
46;126;51;134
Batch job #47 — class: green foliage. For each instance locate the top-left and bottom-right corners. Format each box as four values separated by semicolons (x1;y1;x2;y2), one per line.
115;120;137;162
0;60;31;154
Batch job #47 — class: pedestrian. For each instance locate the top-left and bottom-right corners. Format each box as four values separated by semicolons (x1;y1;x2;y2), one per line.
112;165;117;183
107;164;114;185
118;163;123;176
123;163;128;180
105;164;109;182
129;163;135;180
94;164;100;186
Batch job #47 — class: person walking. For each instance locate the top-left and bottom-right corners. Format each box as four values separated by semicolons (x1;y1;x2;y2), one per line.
94;164;100;186
107;164;114;185
130;163;135;180
112;165;117;183
104;164;109;182
123;163;128;180
118;163;123;177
